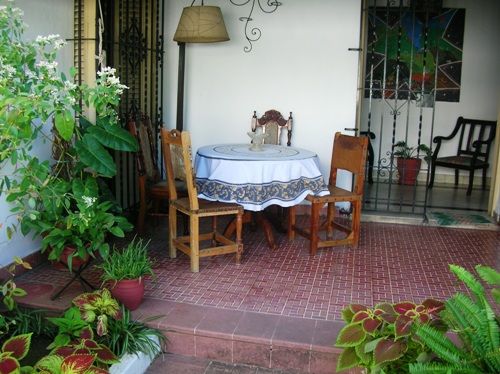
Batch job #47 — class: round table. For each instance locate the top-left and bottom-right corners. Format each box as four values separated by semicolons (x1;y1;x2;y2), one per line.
195;143;329;212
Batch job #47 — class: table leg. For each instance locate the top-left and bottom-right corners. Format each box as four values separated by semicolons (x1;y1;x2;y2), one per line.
224;211;277;250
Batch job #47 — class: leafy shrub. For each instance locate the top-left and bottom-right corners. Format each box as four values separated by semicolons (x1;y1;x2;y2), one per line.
98;237;154;282
103;305;165;359
409;265;500;374
335;299;444;373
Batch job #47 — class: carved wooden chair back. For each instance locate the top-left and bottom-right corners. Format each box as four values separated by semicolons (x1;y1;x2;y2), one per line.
252;109;293;146
128;115;159;182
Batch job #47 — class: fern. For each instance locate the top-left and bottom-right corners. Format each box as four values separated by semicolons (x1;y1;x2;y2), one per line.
447;294;488;355
415;324;464;365
409;362;484;374
475;265;500;286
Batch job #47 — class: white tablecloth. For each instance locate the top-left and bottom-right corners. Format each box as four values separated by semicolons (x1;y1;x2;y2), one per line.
195;144;329;211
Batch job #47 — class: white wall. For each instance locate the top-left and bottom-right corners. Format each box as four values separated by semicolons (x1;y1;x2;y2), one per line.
163;0;362;180
361;0;500;178
0;0;74;267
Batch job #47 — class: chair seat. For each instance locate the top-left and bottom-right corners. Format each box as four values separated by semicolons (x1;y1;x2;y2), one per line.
172;197;243;215
305;185;362;203
434;155;487;168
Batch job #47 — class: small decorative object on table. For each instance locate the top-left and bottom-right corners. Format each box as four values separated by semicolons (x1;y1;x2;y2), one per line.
98;237;155;310
247;131;269;151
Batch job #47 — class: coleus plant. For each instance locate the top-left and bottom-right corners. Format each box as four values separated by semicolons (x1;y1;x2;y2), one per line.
35;353;110;374
72;289;121;337
0;333;32;374
335;299;445;373
35;336;118;374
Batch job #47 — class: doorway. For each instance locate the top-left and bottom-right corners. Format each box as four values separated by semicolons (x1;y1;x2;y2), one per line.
358;0;496;219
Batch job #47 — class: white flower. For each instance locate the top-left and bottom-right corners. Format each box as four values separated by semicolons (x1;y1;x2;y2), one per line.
64;81;77;90
82;196;97;208
54;39;66;50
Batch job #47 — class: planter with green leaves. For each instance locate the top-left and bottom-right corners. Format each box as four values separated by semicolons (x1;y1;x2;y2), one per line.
98;238;155;310
393;141;432;185
0;2;137;271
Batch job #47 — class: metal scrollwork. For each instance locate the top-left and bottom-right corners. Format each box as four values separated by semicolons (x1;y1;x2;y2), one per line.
229;0;282;52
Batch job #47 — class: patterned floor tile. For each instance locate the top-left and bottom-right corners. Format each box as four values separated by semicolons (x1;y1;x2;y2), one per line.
17;220;499;321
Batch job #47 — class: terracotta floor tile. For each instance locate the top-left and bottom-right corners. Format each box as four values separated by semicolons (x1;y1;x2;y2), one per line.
17;221;499;324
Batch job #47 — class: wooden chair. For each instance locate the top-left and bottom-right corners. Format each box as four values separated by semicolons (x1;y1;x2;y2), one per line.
161;128;244;272
252;109;293;146
288;132;368;255
251;109;293;235
428;117;496;195
128;115;168;235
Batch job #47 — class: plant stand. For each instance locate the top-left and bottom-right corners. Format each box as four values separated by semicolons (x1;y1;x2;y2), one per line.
51;261;95;300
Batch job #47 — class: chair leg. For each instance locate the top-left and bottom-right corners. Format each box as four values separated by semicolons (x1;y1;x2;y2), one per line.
482;168;487;190
169;205;177;259
211;216;217;247
428;162;436;188
235;212;243;264
351;200;361;249
454;169;459;187
467;170;474;196
190;215;200;273
310;202;321;256
137;177;147;235
326;203;335;239
287;206;296;240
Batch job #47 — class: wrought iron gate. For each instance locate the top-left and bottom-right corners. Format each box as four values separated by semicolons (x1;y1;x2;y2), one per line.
99;0;165;210
360;0;464;217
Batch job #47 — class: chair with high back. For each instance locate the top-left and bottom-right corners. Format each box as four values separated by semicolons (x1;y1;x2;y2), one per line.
288;132;368;255
128;115;168;235
251;109;293;146
250;109;293;234
161;128;244;272
428;117;497;195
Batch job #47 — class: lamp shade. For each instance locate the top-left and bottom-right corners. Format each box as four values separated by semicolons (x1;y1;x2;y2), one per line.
173;6;229;43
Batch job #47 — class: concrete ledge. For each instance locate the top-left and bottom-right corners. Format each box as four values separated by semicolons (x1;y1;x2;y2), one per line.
109;336;160;374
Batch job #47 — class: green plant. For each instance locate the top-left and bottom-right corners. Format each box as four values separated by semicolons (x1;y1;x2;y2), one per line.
46;307;92;350
103;305;165;359
335;299;445;373
72;289;121;337
1;257;30;311
409;265;500;374
0;1;137;270
7;308;56;339
35;351;112;374
393;141;432;162
98;237;154;282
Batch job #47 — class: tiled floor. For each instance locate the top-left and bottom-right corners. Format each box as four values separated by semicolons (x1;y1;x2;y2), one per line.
15;217;499;373
18;218;499;322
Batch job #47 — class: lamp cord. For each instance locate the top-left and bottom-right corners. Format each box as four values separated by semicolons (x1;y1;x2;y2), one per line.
190;0;204;6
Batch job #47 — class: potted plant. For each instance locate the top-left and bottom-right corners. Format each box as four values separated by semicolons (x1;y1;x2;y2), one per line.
1;3;137;271
98;237;154;311
393;141;432;185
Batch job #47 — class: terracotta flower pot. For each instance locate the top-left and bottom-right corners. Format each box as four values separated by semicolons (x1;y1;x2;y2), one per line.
52;246;89;271
110;278;145;311
397;157;422;185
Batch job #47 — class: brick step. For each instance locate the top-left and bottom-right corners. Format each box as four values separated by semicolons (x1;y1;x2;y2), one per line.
134;298;358;374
